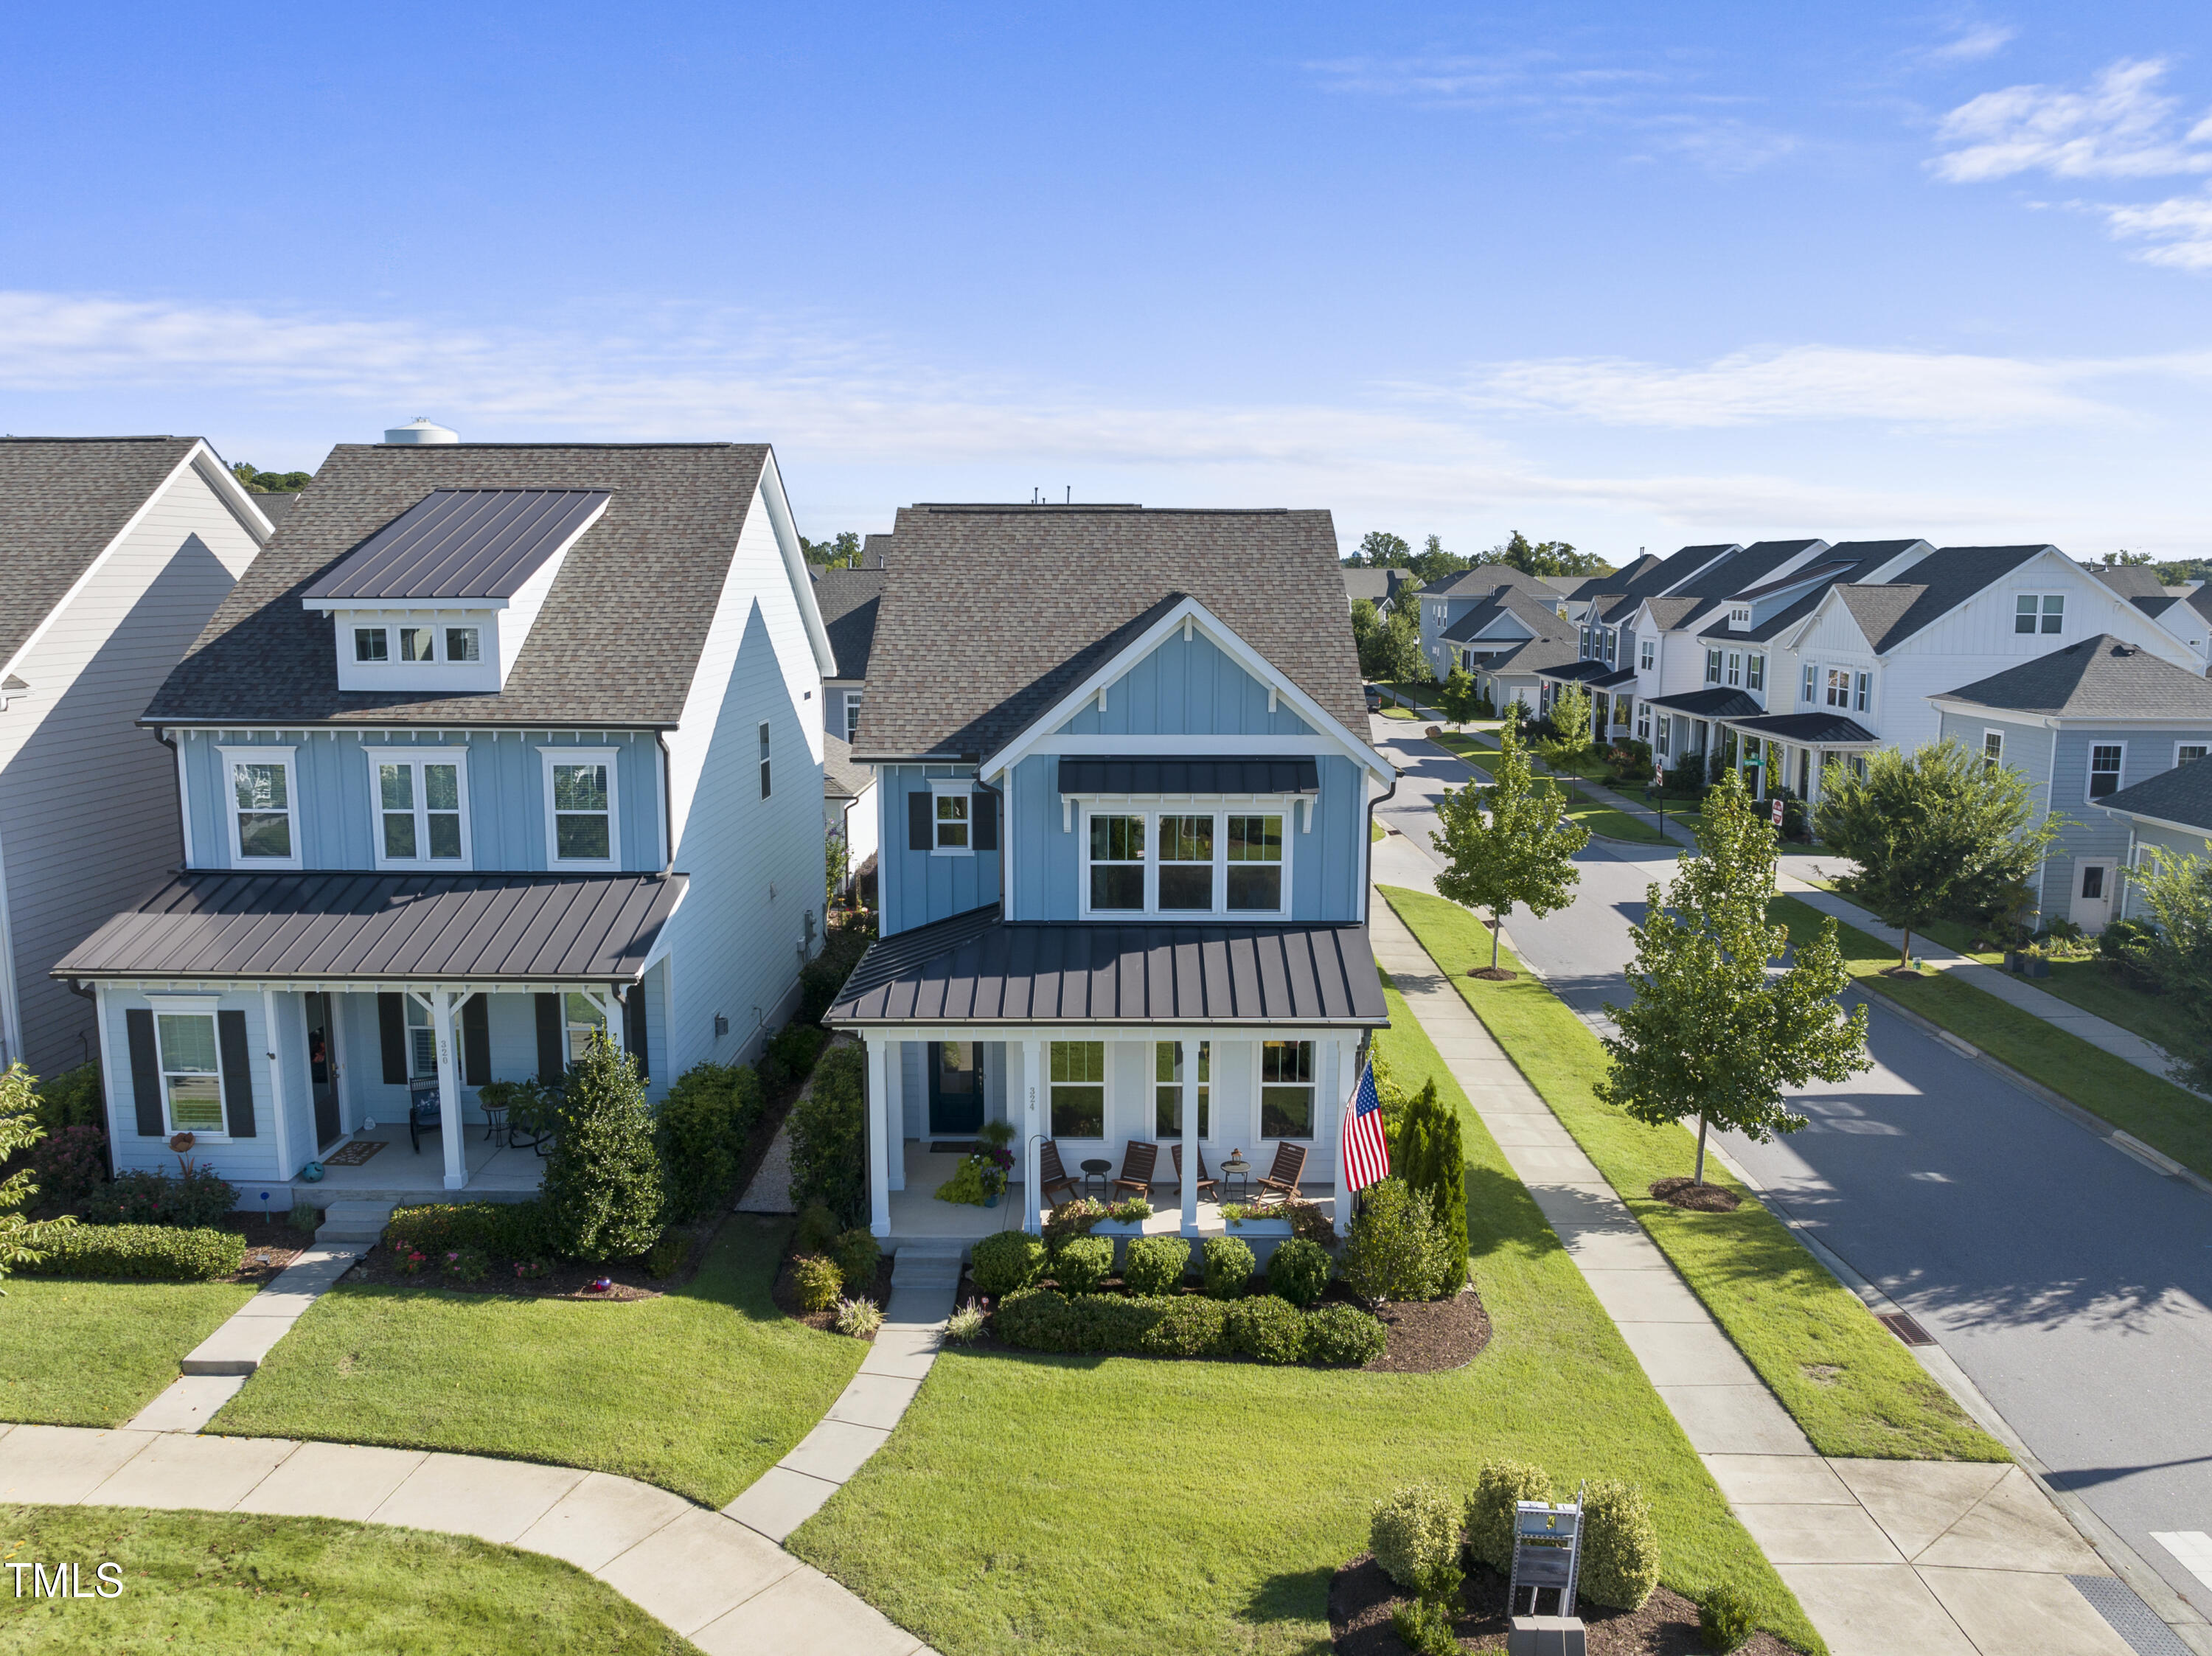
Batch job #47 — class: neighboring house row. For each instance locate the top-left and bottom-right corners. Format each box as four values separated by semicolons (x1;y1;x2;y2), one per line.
2097;756;2212;923
822;731;879;901
0;437;275;1076
52;436;837;1204
826;502;1396;1242
1340;565;1414;611
2090;562;2212;670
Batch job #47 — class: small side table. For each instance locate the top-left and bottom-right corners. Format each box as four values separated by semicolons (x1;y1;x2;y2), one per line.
1220;1155;1252;1203
480;1102;509;1149
1079;1158;1113;1200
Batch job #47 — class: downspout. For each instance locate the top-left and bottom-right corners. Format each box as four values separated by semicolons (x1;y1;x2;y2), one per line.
153;726;187;870
973;768;1006;915
1360;770;1399;925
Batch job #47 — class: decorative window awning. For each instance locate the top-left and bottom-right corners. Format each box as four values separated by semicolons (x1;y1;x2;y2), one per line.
1056;756;1319;796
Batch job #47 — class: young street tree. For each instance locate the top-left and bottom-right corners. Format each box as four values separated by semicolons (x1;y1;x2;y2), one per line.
0;1064;75;1287
1438;663;1480;726
1812;740;2065;970
1540;682;1596;779
1431;720;1590;975
1377;606;1431;692
1599;772;1869;1187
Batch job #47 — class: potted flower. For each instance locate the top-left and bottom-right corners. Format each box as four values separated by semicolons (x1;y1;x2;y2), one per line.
1093;1196;1152;1235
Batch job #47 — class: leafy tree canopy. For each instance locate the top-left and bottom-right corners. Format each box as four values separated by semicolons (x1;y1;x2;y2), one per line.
804;531;864;568
1812;740;2065;967
0;1062;78;1283
232;462;310;493
2099;550;2154;566
1540;683;1596;776
1480;530;1611;579
1349;530;1413;568
2109;848;2212;1091
1598;772;1869;1183
1431;720;1588;970
2152;556;2212;585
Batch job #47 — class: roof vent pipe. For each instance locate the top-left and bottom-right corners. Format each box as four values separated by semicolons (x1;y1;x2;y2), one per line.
383;417;459;445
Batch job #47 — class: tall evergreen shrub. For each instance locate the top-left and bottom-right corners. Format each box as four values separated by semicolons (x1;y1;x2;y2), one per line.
543;1034;664;1262
1393;1079;1468;1292
790;1043;868;1225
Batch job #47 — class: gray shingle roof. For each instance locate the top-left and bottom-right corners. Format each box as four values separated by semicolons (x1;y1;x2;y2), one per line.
1342;567;1411;605
300;488;608;602
1934;635;2212;719
822;731;874;801
813;569;885;681
145;443;775;728
1439;587;1565;644
1419;563;1565;600
859;533;892;570
2098;759;2212;834
1596;544;1738;623
2091;564;2168;602
1829;545;2054;653
857;504;1365;760
0;436;201;669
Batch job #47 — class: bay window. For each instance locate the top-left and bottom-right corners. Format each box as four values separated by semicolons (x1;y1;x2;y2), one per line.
1051;1041;1106;1138
1260;1040;1315;1139
369;750;468;868
220;746;299;867
542;748;619;867
1080;806;1289;917
156;1009;224;1133
1155;1040;1210;1138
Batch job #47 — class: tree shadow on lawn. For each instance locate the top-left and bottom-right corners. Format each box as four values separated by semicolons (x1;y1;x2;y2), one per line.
1242;1565;1335;1641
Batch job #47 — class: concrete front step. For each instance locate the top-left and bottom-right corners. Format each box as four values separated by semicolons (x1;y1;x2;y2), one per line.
315;1200;395;1245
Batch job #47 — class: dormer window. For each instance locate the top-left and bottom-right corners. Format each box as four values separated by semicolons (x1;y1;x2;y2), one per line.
1730;605;1750;630
445;627;481;662
399;626;435;662
355;627;389;662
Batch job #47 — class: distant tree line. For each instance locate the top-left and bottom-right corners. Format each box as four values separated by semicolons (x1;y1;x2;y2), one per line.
231;462;311;493
803;532;864;569
1345;528;1611;582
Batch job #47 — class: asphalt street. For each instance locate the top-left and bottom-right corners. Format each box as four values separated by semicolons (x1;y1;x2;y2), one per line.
1368;714;2212;1618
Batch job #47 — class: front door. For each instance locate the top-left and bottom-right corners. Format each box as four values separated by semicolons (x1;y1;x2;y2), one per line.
305;992;342;1148
2070;861;2115;933
928;1041;982;1137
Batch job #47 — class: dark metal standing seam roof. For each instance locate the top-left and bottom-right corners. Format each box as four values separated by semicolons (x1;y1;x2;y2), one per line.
54;871;686;983
1646;688;1764;719
825;905;1388;1026
1720;712;1880;745
300;489;611;602
1055;756;1320;796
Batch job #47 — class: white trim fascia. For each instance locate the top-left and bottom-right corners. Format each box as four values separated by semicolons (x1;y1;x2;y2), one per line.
88;975;647;995
361;745;476;872
824;1020;1379;1039
216;744;303;869
981;596;1394;784
928;776;975;857
2100;804;2212;841
755;450;839;679
1;439;243;685
0;822;17;1070
539;745;621;870
1926;698;2212;731
192;444;277;543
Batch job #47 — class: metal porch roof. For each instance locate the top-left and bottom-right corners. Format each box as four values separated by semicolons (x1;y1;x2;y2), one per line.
1055;755;1321;796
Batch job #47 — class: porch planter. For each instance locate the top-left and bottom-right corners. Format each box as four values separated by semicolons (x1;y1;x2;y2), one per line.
1090;1219;1147;1237
1221;1217;1293;1236
2026;957;2051;978
2004;951;2024;973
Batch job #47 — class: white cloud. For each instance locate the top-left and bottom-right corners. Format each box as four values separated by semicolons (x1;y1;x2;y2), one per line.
2101;184;2212;271
1920;24;2016;66
1931;58;2212;182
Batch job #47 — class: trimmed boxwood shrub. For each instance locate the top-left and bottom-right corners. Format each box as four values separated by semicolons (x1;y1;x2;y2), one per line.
1467;1460;1555;1570
1579;1478;1660;1610
1371;1483;1461;1591
831;1228;880;1294
80;1166;234;1229
20;1222;244;1281
1227;1294;1306;1364
1201;1234;1254;1301
386;1200;559;1261
970;1230;1045;1296
1700;1584;1757;1652
1121;1234;1189;1296
1051;1234;1113;1294
794;1202;842;1256
1265;1236;1330;1307
995;1288;1166;1354
793;1254;844;1312
1303;1301;1388;1366
1135;1295;1229;1357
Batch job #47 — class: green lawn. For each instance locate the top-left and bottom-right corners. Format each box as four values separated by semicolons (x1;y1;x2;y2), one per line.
211;1217;862;1508
1902;916;2199;1059
0;1505;694;1655
788;979;1823;1656
1370;817;1385;843
0;1278;254;1427
1773;897;2212;1183
1378;704;1422;720
1379;886;2005;1464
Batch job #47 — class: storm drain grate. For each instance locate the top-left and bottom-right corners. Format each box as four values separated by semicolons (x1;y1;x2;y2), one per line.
2068;1573;2194;1656
1877;1311;1936;1346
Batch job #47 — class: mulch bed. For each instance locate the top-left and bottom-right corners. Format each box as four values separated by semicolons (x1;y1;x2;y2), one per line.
947;1269;1489;1373
347;1213;733;1302
1648;1177;1740;1214
1469;967;1517;981
216;1214;316;1287
1331;1553;1802;1655
771;1248;897;1339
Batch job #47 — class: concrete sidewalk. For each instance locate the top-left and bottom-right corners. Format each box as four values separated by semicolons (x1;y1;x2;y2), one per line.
1368;894;2146;1656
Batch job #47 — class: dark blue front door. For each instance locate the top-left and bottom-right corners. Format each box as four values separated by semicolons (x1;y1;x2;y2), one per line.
928;1042;982;1135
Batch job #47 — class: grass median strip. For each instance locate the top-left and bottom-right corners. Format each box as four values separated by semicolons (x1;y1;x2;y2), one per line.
788;977;1823;1656
209;1217;861;1508
1773;895;2212;1183
0;1278;254;1427
1380;884;2006;1464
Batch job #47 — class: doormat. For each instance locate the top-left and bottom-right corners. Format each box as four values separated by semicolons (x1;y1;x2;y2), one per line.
324;1140;386;1167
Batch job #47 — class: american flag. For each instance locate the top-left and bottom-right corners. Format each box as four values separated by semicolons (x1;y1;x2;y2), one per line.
1340;1058;1391;1193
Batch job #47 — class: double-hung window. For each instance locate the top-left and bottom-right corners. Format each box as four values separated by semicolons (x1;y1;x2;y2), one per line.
1825;669;1851;710
1854;671;1871;712
1705;648;1722;685
1725;651;1742;688
1604;630;1617;666
403;995;438;1079
368;750;468;868
542;748;619;867
563;992;608;1062
1747;653;1765;692
933;784;972;852
1155;1040;1210;1138
1260;1040;1315;1139
1801;664;1818;706
1082;807;1288;916
844;694;863;742
219;746;299;867
2016;594;2065;636
1051;1041;1106;1138
1635;702;1651;742
154;1005;224;1134
2089;744;2124;801
1983;731;2005;770
1639;639;1655;671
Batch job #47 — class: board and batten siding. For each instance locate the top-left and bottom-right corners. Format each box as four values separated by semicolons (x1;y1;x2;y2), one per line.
879;764;1001;936
0;463;261;1076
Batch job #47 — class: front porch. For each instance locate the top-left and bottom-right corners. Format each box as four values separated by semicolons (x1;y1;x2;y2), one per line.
291;1121;547;1205
883;1147;1335;1247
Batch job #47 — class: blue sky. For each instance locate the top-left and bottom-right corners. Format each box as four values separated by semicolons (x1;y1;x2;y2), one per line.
5;3;2211;557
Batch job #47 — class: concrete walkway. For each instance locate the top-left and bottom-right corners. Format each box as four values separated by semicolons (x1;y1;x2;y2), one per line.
1368;895;2146;1656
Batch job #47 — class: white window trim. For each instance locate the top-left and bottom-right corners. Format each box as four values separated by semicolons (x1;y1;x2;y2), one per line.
1747;652;1764;692
1983;729;2006;768
929;779;975;857
2014;591;2067;636
1801;663;1818;706
1258;1037;1318;1142
353;625;390;663
218;745;302;870
442;623;483;664
2173;740;2210;768
1077;801;1293;920
539;746;621;870
1854;670;1871;713
1725;650;1742;688
147;996;229;1141
363;747;473;872
2087;740;2126;804
1640;639;1655;671
1704;648;1722;685
844;692;863;742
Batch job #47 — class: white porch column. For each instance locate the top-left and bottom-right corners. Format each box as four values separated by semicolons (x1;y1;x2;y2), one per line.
866;1036;891;1239
431;990;465;1191
1180;1037;1199;1236
262;988;293;1187
886;1040;905;1192
1328;1037;1350;1238
1021;1037;1043;1236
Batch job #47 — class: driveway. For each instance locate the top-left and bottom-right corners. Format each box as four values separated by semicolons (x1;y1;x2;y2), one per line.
1368;715;2212;1619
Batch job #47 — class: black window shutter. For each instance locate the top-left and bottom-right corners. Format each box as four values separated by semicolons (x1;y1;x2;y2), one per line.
535;993;566;1085
908;789;932;850
462;995;491;1087
622;986;648;1083
974;790;998;850
217;1009;257;1138
125;1008;162;1136
378;993;408;1084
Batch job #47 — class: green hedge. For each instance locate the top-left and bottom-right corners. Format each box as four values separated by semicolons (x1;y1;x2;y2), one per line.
386;1200;560;1260
994;1287;1384;1367
656;1060;764;1223
790;1045;866;1225
17;1222;245;1281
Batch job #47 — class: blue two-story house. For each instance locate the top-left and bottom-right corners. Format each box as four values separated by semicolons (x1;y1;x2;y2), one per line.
56;436;837;1205
827;503;1395;1241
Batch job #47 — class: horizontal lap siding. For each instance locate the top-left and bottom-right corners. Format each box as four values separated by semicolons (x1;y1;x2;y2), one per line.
102;988;281;1189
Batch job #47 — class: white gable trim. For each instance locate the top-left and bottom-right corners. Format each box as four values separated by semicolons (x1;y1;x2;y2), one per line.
0;439;272;685
981;595;1394;782
755;450;839;680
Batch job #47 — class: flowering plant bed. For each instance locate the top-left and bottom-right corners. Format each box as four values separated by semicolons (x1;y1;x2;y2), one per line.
771;1248;897;1337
